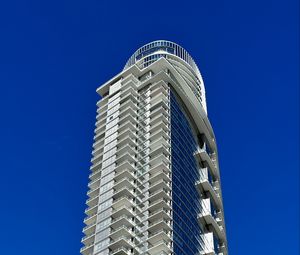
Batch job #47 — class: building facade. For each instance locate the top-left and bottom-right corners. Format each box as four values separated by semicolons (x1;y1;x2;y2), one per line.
81;40;228;255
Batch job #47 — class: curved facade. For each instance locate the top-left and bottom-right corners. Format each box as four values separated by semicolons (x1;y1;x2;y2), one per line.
80;41;228;255
124;40;207;113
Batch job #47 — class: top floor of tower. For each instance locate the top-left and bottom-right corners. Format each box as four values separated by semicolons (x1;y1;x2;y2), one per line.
123;40;207;113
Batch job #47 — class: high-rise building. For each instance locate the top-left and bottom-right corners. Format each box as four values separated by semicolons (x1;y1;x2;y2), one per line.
81;40;228;255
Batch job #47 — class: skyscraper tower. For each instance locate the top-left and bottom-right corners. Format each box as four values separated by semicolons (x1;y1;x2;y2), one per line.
81;40;228;255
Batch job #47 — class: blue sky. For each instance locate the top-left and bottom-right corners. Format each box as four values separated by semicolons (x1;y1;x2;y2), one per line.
0;0;298;254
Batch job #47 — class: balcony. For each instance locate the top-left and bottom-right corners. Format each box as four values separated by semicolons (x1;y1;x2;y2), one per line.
110;215;135;229
108;236;139;252
149;179;171;194
116;145;136;160
115;161;136;175
119;105;137;120
85;204;98;217
114;168;136;182
112;196;135;211
115;177;136;190
148;170;171;185
112;187;135;201
148;218;171;233
111;205;136;219
87;186;100;198
148;188;170;203
81;233;95;245
86;195;98;207
115;152;136;166
150;90;168;105
148;160;170;176
148;198;171;213
149;119;169;134
117;137;137;152
83;213;97;226
118;120;137;134
82;222;96;236
80;243;93;255
148;229;171;246
88;176;101;190
150;112;168;127
194;149;218;179
196;177;222;210
148;154;170;170
110;225;135;240
117;128;137;142
147;240;171;255
90;159;102;172
198;210;226;244
149;149;170;167
111;246;134;255
148;208;171;223
150;81;168;97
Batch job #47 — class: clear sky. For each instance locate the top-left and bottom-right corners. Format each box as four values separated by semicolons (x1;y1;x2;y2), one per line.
0;0;298;254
